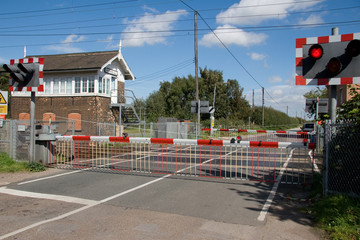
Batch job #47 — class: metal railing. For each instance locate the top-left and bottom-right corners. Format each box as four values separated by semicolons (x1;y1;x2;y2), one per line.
46;136;315;184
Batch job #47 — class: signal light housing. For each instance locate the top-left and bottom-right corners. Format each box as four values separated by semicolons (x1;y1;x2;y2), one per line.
296;32;360;86
309;44;323;60
3;58;44;92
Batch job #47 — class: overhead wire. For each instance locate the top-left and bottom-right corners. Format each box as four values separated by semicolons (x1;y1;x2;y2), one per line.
2;5;360;34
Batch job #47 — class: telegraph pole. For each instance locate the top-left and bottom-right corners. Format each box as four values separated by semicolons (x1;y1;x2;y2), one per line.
194;11;200;138
262;87;264;128
330;27;338;122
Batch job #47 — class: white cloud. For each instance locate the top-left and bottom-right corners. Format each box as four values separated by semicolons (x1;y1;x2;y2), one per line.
200;25;267;47
246;84;320;118
298;14;324;26
43;34;85;53
216;0;324;26
269;76;282;84
249;52;266;60
0;56;7;64
121;9;187;47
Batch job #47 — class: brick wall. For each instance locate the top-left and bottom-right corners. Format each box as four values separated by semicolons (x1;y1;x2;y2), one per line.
11;96;117;136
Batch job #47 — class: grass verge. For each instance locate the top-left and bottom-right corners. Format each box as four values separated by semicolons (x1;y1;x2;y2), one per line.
0;152;46;172
309;173;360;239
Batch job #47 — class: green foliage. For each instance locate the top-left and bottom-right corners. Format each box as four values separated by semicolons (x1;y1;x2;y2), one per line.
0;152;46;172
144;68;251;123
26;161;46;172
338;85;360;122
252;106;303;129
303;87;328;99
311;194;360;240
0;152;28;172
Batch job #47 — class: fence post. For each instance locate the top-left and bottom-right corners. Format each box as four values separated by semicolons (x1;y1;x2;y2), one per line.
323;120;330;196
10;120;16;160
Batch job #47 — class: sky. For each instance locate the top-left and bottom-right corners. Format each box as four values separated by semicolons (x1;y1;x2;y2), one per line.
1;0;360;119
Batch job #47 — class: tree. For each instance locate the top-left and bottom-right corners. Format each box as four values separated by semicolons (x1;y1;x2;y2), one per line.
337;85;360;122
303;87;328;99
143;68;251;124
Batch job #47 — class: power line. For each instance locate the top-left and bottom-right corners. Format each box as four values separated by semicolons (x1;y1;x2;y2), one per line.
0;0;328;20
1;19;360;37
3;5;360;34
1;19;360;48
179;0;281;105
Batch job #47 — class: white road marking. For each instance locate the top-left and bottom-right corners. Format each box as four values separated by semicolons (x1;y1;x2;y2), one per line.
0;187;98;205
17;170;82;185
257;149;294;222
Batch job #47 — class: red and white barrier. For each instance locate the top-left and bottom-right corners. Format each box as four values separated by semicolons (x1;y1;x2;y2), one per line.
56;135;314;149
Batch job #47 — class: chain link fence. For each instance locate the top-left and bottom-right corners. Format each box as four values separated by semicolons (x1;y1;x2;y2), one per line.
323;120;360;196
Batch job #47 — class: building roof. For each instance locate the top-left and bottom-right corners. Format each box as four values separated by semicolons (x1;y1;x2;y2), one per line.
28;51;134;80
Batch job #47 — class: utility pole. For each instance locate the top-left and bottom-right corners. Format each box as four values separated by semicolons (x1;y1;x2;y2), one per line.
262;87;264;128
330;27;338;123
194;11;200;138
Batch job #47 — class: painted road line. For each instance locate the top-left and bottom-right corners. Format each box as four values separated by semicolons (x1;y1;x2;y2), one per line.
257;149;294;222
0;186;98;206
17;170;82;185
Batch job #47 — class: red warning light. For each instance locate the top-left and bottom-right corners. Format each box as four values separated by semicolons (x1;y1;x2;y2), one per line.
327;57;342;76
309;44;323;60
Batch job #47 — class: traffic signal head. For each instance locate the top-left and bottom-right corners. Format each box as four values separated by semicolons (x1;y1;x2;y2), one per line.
3;63;38;86
296;33;360;85
3;58;44;91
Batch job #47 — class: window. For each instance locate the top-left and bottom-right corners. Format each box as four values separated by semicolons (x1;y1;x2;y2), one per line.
66;77;72;94
19;113;30;121
82;77;88;93
44;78;51;94
75;77;81;93
99;77;110;94
43;113;55;126
106;78;110;94
53;78;59;94
98;77;103;93
59;77;66;93
111;77;116;92
88;76;95;93
68;113;81;131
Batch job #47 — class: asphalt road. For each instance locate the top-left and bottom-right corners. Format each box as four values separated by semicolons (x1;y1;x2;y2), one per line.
7;170;272;226
0;167;322;240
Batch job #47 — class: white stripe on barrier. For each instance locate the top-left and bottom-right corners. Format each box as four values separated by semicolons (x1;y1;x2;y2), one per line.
173;139;197;145
90;136;110;141
55;135;310;149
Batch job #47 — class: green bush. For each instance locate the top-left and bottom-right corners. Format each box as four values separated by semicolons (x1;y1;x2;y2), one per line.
26;161;46;172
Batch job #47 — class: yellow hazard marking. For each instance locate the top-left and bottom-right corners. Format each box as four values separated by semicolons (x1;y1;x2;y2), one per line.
0;105;7;114
0;92;6;104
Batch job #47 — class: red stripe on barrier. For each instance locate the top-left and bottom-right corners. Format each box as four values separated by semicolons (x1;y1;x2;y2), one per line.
256;130;267;133
296;131;309;135
220;129;229;132
238;129;248;132
73;136;91;141
249;141;279;148
202;128;211;131
151;138;174;144
276;131;287;133
197;139;223;146
109;137;130;142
